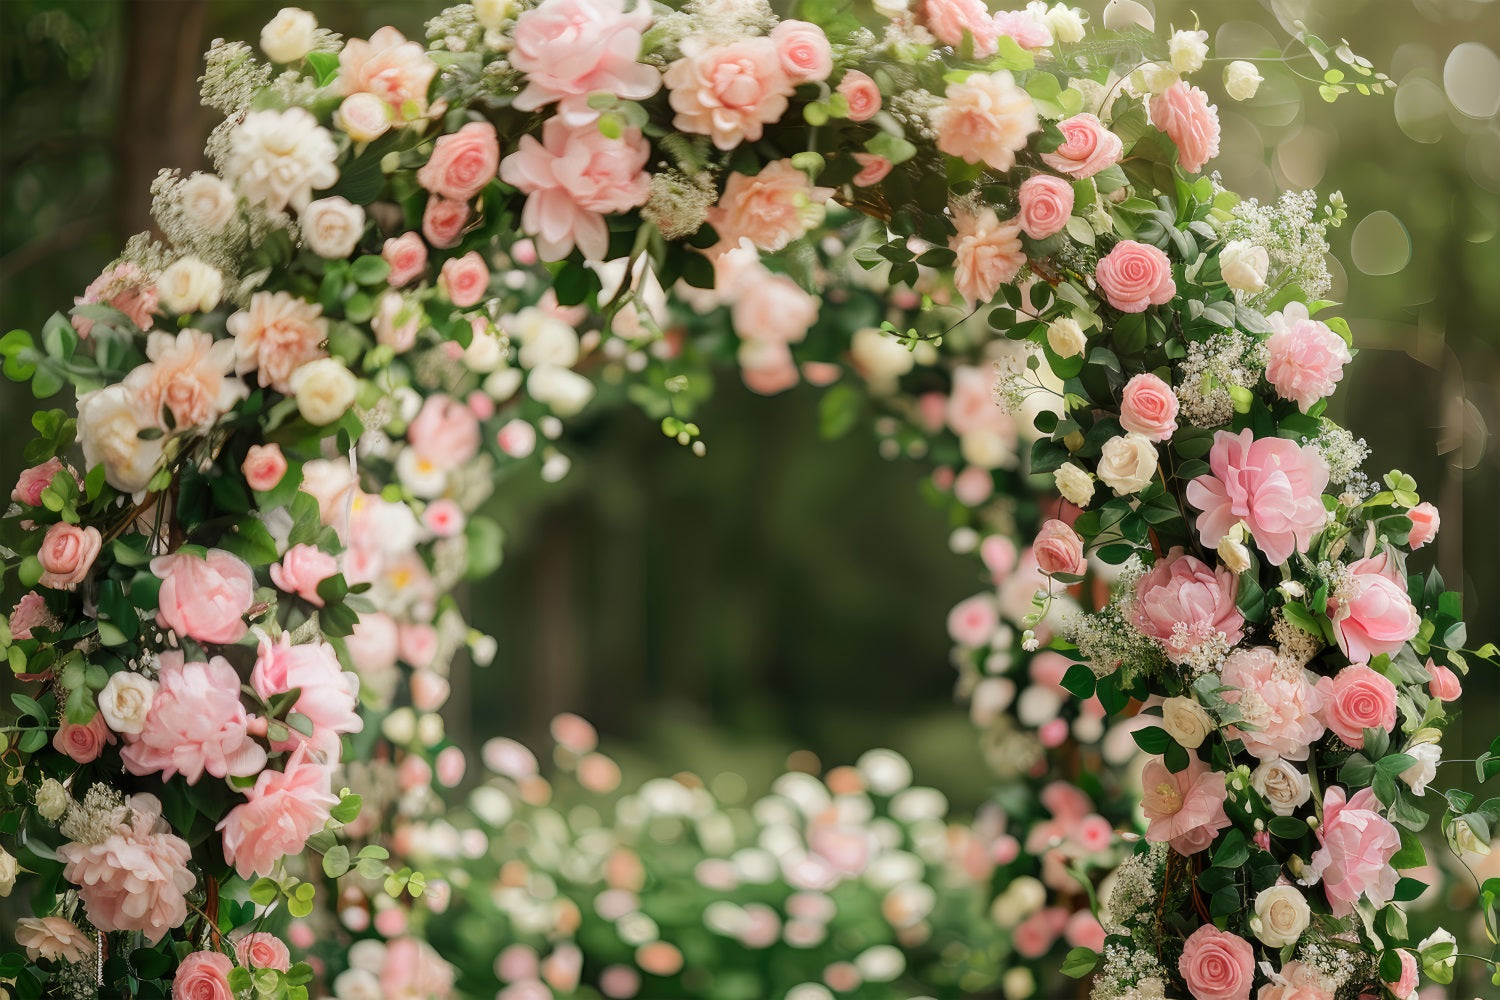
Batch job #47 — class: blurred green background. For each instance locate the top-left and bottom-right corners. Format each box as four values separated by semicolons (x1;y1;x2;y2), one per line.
1;0;1497;811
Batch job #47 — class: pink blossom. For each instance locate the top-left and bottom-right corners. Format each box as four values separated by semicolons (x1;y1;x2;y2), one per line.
58;793;196;943
1265;304;1351;412
1013;907;1068;958
1178;924;1254;1000
1041;114;1122;178
1329;551;1420;663
1118;372;1179;441
1151;82;1221;173
417;122;500;202
235;932;292;972
932;70;1038;172
1427;660;1462;701
338;26;437;118
123;328;246;431
12;457;68;507
665;38;793;151
150;548;255;645
73;262;157;337
38;523;102;591
1016;174;1073;239
1132;548;1244;664
981;535;1018;580
121;652;267;783
270;543;338;606
948;593;998;648
227;290;329;394
946;364;1013;438
1305;785;1400;916
497;419;538;458
707;160;832;253
1033;519;1086;577
1406;502;1439;549
345;612;400;683
1258;961;1335;1000
770;19;832;83
1220;647;1325;760
1317;664;1398;749
993;9;1053;49
1186;428;1330;566
424;498;466;536
383;232;429;288
739;340;800;395
1142;756;1231;855
851;153;892;187
54;713;112;763
922;0;1002;56
378;938;456;999
732;273;818;344
837;70;881;121
9;591;57;640
399;622;440;669
1383;950;1419;1000
242;443;288;492
500;117;651;261
251;634;363;752
173;951;233;1000
953;464;993;506
408;394;481;471
423;196;471;249
950;206;1025;306
439;251;491;307
509;0;661;121
218;743;339;879
1096;240;1175;313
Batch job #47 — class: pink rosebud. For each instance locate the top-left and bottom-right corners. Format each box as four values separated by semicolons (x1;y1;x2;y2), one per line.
1096;240;1175;313
467;388;495;420
1038;718;1069;747
1016;174;1074;240
242;443;288;492
953;465;994;506
270;543;339;607
770;19;832;84
980;535;1017;581
408;394;481;470
422;195;471;249
852;152;893;187
417;122;500;202
9;591;57;640
383;232;429;288
38;523;102;591
399;623;439;669
1033;518;1086;577
439;251;490;307
374;907;408;938
497;419;538;459
837;70;882;122
1064;912;1106;952
410;670;451;711
1427;660;1462;701
173;951;234;999
235;932;292;972
435;745;466;786
423;498;465;537
1407;502;1440;549
12;457;67;507
1178;924;1254;1000
1318;664;1399;749
1118;372;1180;441
54;713;112;764
1041;113;1123;179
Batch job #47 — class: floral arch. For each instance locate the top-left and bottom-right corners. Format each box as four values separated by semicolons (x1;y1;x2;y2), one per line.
1;2;1496;999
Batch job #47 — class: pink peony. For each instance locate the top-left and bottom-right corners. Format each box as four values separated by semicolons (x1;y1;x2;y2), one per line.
123;328;247;431
250;634;363;752
1041;114;1123;179
499;117;652;261
12;457;68;507
417;122;500;202
439;251;491;307
1427;660;1461;701
9;591;58;640
235;932;292;972
1142;756;1231;855
1178;924;1254;1000
993;9;1053;49
1383;950;1419;1000
383;232;429;288
58;793;196;944
73;262;157;337
949;206;1025;306
1151;82;1221;173
739;340;799;395
1220;647;1325;760
770;20;832;83
1186;428;1330;566
242;443;288;492
218;743;340;879
948;593;998;648
1258;961;1335;1000
1406;502;1439;549
150;548;255;645
665;38;794;151
121;652;267;783
1016;173;1074;239
1096;240;1175;313
1033;519;1086;577
1264;303;1351;412
54;713;112;763
1132;548;1244;664
173;951;233;1000
1317;664;1398;749
38;523;102;591
379;937;456;999
851;153;893;187
422;195;471;249
707;160;832;253
509;0;661;120
1328;551;1420;663
270;543;339;606
227;290;329;394
1013;907;1068;959
837;70;881;121
1305;786;1400;916
932;70;1039;172
1118;372;1179;441
408;394;481;471
922;0;1003;57
338;26;437;118
14;916;94;963
732;274;819;345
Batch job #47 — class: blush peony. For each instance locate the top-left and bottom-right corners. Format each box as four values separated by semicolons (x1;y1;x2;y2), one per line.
250;633;364;752
120;652;267;783
1178;924;1254;1000
1220;647;1325;760
1141;756;1231;856
509;0;661;120
150;548;255;645
1132;548;1243;664
227;290;329;394
922;0;1003;57
932;71;1039;172
1328;550;1420;663
408;394;481;471
949;206;1025;306
337;26;437;118
1265;302;1351;412
218;743;340;879
665;38;793;151
1186;428;1330;566
1304;785;1400;916
123;328;246;431
58;794;196;944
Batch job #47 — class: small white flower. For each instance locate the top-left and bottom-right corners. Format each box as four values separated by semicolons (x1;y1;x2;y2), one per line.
260;7;318;63
98;672;157;735
1054;462;1096;508
1221;240;1270;293
1217;523;1253;573
1169;29;1210;74
1399;741;1441;796
528;366;594;417
1102;0;1154;32
1225;61;1264;101
1039;3;1086;44
1046;316;1088;358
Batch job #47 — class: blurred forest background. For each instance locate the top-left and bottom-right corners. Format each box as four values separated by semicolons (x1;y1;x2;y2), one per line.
1;0;1497;812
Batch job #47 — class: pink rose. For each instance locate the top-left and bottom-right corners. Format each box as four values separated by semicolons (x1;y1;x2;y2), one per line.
1096;240;1175;313
1265;304;1351;412
731;273;818;345
418;122;500;202
708;159;833;253
423;498;465;537
1133;548;1244;664
439;251;490;307
422;195;471;249
1383;950;1419;1000
770;20;832;84
1033;519;1086;577
121;652;267;782
1016;174;1074;239
837;70;881;121
383;232;429;288
227;290;328;394
38;523;102;591
1329;551;1420;663
408;394;481;471
9;591;57;640
1013;907;1067;958
58;794;195;943
218;743;340;879
270;543;339;606
922;0;1002;57
932;70;1039;172
509;0;661;120
150;548;255;645
1178;924;1254;1000
953;464;993;506
1407;501;1439;549
1318;664;1398;749
851;153;893;187
1142;756;1231;855
345;612;401;678
950;206;1025;306
497;419;538;458
241;443;287;492
499;117;652;261
1220;647;1325;760
73;262;157;337
1427;660;1462;701
1305;786;1400;916
665;38;793;151
1186;429;1330;566
123;328;247;431
1041;114;1123;179
948;593;998;648
234;932;292;972
53;713;111;763
251;634;363;752
399;623;439;669
1118;372;1179;441
1150;82;1221;173
338;26;437;118
174;951;233;1000
12;457;68;507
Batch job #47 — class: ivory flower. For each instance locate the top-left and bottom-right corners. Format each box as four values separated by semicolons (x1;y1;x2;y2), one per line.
260;7;318;63
156;256;223;314
300;196;366;259
223;108;339;214
1225;61;1263;101
1160;696;1214;749
290;357;358;426
1096;431;1158;495
1252;885;1311;948
98;671;157;735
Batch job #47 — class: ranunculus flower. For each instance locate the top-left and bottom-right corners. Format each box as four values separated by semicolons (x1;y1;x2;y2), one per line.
58;794;196;944
932;71;1039;172
922;0;1003;56
235;931;292;972
242;442;288;492
439;251;490;307
1317;663;1399;749
422;195;471;249
1178;925;1254;1000
948;593;998;648
1096;240;1175;313
418;122;501;202
1033;519;1085;577
949;206;1025;306
1304;785;1400;916
121;652;267;782
1040;113;1123;178
218;743;340;879
270;543;339;606
665;38;793;151
54;713;111;764
14;916;94;963
1220;646;1325;760
228;290;329;394
408;394;481;471
1141;756;1231;855
251;634;363;752
1046;317;1086;358
1186;428;1330;566
1328;550;1420;663
173;951;233;1000
150;548;255;645
770;19;832;83
707;160;832;253
509;0;661;120
1096;431;1159;496
1016;174;1073;239
837;70;881;121
123;327;246;432
1406;501;1440;548
1118;372;1178;441
1133;547;1243;664
1265;302;1351;412
1054;462;1095;508
38;523;102;591
338;26;436;118
1252;885;1311;948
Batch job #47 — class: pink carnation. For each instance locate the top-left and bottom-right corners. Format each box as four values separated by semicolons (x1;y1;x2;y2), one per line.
227;290;329;394
235;932;292;972
948;593;998;648
932;70;1039;172
1033;519;1086;577
1178;924;1254;1000
1220;647;1325;760
1096;240;1175;313
242;443;288;492
12;457;68;507
73;262;157;337
383;232;429;288
440;251;491;307
150;548;255;645
1016;173;1073;239
707;160;833;253
173;951;234;1000
270;543;339;606
949;206;1025;306
1265;304;1351;412
1305;785;1400;916
1132;548;1244;664
251;634;364;753
509;0;661;121
1317;663;1398;749
665;38;793;151
1328;551;1420;663
1186;428;1330;566
922;0;1003;57
1041;114;1123;179
121;652;267;783
1406;502;1439;549
770;20;832;83
1142;756;1230;855
218;743;340;879
408;394;481;471
499;117;651;261
338;26;437;118
58;793;196;944
417;122;500;202
837;70;882;122
1118;372;1179;441
1150;82;1221;173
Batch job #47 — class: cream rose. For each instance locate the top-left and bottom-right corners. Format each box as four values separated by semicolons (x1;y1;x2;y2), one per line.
77;384;165;494
0;846;16;896
35;778;69;822
1046;317;1087;358
301;196;365;259
179;172;239;232
1221;240;1269;293
157;256;223;315
261;7;318;63
1225;61;1264;101
1169;29;1209;74
1161;696;1214;749
1251;757;1311;816
1054;462;1096;508
1096;432;1158;495
1217;527;1253;574
1252;885;1310;947
98;672;157;735
528;366;594;417
290;358;358;425
1038;3;1085;43
850;327;915;390
1399;741;1440;796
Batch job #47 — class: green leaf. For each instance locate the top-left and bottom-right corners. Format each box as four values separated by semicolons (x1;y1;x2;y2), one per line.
330;793;363;825
1060;663;1096;699
322;844;351;878
350;255;391;286
818;383;861;441
305;50;340;86
1131;726;1172;754
1212;830;1250;869
1061;947;1098;978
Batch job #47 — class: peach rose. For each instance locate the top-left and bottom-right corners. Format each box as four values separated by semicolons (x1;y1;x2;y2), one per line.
949;206;1024;306
418;122;501;202
1033;519;1086;577
922;0;1002;57
123;327;247;430
1016;173;1074;239
665;38;793;151
509;0;661;119
38;522;102;590
1178;925;1254;1000
932;71;1039;172
338;26;437;118
707;160;832;252
383;232;429;288
1040;113;1123;178
851;153;893;187
1118;372;1179;441
1317;663;1398;749
1096;240;1175;313
73;262;157;337
12;457;68;507
235;932;292;972
227;290;329;394
173;951;233;1000
53;713;111;764
770;20;832;83
422;195;471;249
1150;82;1221;173
150;548;255;645
837;70;882;121
218;744;339;879
242;443;287;492
1407;501;1440;549
439;251;490;307
14;916;94;964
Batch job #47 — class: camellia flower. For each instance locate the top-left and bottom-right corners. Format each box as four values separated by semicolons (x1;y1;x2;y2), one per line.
218;743;340;879
58;794;196;944
120;652;268;784
1186;428;1330;566
1304;785;1400;916
1140;756;1231;855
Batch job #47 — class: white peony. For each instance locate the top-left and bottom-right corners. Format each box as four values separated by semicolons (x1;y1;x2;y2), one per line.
1096;432;1158;495
178;172;239;232
1225;61;1264;101
528;366;595;417
77;384;165;494
35;778;69;822
156;256;223;315
1252;885;1311;947
1046;317;1087;358
1221;240;1270;293
300;196;365;259
1161;696;1215;749
1054;462;1096;507
1251;757;1312;816
290;358;358;425
1169;29;1209;74
224;108;339;214
260;7;318;64
1399;741;1441;796
98;672;156;735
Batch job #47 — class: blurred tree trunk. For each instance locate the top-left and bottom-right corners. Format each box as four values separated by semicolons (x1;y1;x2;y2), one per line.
529;511;584;744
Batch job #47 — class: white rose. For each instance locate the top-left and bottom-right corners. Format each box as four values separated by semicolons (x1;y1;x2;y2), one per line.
1418;929;1458;974
1041;3;1086;44
1161;696;1215;749
510;307;580;369
850;327;915;389
463;325;508;373
301;196;365;259
261;7;318;64
35;778;69;822
1102;0;1153;32
335;93;392;143
528;365;595;417
1225;61;1264;101
156;256;223;315
1046;317;1087;358
0;846;16;897
1252;885;1311;947
960;428;1014;470
473;0;514;29
77;384;166;494
1169;29;1209;74
1399;741;1441;796
1131;61;1180;96
290;358;358;426
1251;757;1312;816
1054;462;1096;508
98;672;157;735
1217;529;1253;573
1452;817;1491;856
1096;432;1158;495
1221;240;1269;293
179;172;239;232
